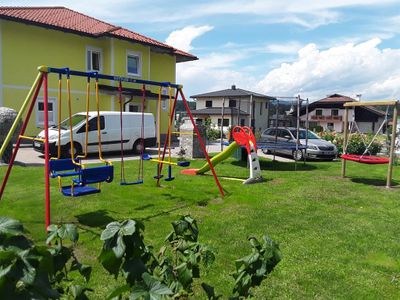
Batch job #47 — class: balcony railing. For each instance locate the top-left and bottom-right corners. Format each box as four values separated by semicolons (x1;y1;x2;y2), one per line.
310;115;342;121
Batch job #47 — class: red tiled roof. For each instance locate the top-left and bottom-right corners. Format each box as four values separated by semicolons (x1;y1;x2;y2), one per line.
0;6;197;62
317;93;355;103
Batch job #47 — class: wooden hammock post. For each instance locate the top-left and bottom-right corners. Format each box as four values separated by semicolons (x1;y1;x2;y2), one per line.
387;102;398;188
341;107;349;178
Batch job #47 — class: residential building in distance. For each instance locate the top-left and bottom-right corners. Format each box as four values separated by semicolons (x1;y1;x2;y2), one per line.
190;85;275;133
300;94;386;133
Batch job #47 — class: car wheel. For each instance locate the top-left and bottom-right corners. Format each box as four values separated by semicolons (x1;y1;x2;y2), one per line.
132;139;144;154
62;142;82;158
261;149;271;154
292;149;303;161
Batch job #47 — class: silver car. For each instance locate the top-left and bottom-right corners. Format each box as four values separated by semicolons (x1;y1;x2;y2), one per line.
260;127;338;161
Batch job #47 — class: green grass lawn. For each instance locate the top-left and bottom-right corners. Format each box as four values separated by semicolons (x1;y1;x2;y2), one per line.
1;156;400;299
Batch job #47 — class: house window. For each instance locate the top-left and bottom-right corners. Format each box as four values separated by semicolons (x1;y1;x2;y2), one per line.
240;119;246;126
229;99;236;107
36;97;57;127
206;100;212;108
127;50;142;76
126;103;139;112
260;102;263;115
315;109;323;116
217;118;230;126
327;123;334;131
86;47;102;72
331;109;339;116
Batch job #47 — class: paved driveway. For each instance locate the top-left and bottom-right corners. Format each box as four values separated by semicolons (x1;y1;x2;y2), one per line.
11;142;293;166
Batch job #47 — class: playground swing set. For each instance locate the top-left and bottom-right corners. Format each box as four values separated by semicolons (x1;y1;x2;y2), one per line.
118;80;145;186
141;85;190;183
340;100;399;187
0;66;225;230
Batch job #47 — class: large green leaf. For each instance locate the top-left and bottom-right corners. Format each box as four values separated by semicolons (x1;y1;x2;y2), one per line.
175;262;193;288
120;220;136;236
106;284;131;300
122;257;147;284
98;248;122;277
59;224;79;243
101;222;121;241
113;234;126;259
0;265;12;278
130;273;173;300
0;217;24;236
69;284;93;300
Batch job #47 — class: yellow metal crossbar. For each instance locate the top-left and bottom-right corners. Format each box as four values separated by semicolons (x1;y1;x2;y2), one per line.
19;135;45;142
148;158;179;166
171;131;197;135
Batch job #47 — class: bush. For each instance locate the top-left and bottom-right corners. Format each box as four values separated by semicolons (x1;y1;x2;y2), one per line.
207;128;221;141
0;217;92;299
311;125;324;133
319;131;383;155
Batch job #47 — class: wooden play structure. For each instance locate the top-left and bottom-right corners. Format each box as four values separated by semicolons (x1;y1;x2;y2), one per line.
341;100;398;188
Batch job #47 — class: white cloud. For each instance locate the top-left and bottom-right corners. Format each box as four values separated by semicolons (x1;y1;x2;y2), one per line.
265;42;304;54
165;25;214;52
177;51;256;95
256;38;400;100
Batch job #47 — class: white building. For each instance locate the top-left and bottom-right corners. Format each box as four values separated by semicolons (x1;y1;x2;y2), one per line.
299;94;386;133
190;85;275;133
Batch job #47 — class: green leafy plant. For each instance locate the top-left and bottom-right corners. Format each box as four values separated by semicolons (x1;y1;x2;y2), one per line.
319;132;383;155
231;235;281;298
157;215;215;296
0;217;92;299
99;216;215;299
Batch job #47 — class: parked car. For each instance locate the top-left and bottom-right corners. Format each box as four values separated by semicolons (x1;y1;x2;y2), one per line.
34;111;156;157
260;127;338;161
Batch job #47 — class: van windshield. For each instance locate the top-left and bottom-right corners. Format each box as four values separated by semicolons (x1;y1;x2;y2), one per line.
58;115;86;130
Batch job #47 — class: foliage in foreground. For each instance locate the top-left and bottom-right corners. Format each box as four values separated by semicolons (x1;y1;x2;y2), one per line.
0;215;281;299
98;215;216;299
0;217;92;299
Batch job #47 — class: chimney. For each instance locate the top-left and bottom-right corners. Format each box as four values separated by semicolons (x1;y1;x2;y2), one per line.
231;85;236;90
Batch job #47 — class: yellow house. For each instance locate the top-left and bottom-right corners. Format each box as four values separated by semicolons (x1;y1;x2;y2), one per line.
0;6;197;136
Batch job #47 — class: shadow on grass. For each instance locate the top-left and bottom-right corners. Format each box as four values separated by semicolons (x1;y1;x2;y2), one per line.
351;177;399;187
75;209;116;229
134;204;155;211
230;160;318;171
139;204;190;222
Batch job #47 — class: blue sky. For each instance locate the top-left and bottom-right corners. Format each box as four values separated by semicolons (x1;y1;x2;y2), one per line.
4;0;400;101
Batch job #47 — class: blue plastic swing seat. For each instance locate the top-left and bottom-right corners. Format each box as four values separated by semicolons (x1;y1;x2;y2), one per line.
61;185;101;197
120;180;144;186
177;161;190;167
49;158;81;178
62;165;114;197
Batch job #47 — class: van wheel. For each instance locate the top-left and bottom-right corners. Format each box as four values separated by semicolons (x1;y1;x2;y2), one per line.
292;149;303;161
62;142;82;158
132;139;144;154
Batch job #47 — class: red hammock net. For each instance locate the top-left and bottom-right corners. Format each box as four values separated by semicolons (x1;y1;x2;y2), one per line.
341;154;389;164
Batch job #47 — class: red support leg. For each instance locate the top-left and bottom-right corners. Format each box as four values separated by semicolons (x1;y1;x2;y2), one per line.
179;88;225;198
43;73;51;231
0;75;44;200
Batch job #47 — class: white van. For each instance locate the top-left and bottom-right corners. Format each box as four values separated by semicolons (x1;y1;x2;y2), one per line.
34;111;156;157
